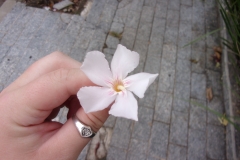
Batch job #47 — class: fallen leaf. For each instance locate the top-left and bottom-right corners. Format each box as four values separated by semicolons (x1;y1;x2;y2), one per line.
190;59;198;64
215;52;221;60
216;62;220;68
206;87;213;101
213;46;222;53
218;114;228;126
109;31;122;39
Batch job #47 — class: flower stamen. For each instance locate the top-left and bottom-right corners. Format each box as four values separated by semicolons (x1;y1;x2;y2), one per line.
117;85;125;91
112;80;125;92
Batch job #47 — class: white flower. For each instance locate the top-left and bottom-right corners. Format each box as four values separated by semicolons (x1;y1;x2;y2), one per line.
77;44;158;121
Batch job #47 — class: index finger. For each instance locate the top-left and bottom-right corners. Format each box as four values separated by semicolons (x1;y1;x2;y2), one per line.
2;52;81;94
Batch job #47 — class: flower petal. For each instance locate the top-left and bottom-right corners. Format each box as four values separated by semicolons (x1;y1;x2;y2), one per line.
124;73;158;98
77;86;117;113
111;44;139;79
81;51;112;87
109;91;138;121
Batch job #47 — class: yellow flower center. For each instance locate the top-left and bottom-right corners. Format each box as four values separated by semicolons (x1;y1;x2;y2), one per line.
112;80;125;92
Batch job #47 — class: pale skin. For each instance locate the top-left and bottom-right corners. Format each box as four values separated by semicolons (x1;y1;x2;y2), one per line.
0;52;109;159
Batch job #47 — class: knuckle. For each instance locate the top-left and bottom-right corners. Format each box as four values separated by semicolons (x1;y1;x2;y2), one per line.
50;68;70;83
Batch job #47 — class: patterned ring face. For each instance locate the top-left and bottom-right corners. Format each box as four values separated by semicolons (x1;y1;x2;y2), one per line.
72;115;96;138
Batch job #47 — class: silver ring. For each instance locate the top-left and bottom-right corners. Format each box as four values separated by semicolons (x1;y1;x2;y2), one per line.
72;115;96;138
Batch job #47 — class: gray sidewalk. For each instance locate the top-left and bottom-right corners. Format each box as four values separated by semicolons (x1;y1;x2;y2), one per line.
0;0;226;159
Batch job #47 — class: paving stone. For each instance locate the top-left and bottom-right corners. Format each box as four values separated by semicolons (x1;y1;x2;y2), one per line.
164;26;179;45
110;22;124;33
87;40;105;53
125;10;141;29
168;0;180;10
15;9;47;48
44;18;69;48
0;2;25;32
147;43;162;59
104;115;116;128
0;43;10;62
132;107;154;141
101;4;117;23
206;33;220;49
158;60;175;93
59;107;68;123
170;110;188;146
150;17;165;45
120;27;137;50
144;50;161;73
207;96;224;125
2;7;35;46
147;155;160;160
139;78;158;108
154;91;173;123
136;22;152;41
154;1;168;18
181;0;192;6
132;40;148;74
77;143;90;160
126;153;147;160
99;4;116;32
86;0;105;25
206;70;222;97
175;58;191;85
68;47;86;62
191;73;207;100
106;0;119;7
110;118;132;149
166;10;179;27
118;0;132;9
63;20;82;37
57;33;76;54
207;124;226;159
191;50;206;73
148;121;169;159
113;1;131;24
192;6;205;32
168;144;187;160
28;12;59;50
189;99;207;130
92;29;107;42
130;0;144;12
162;44;177;64
74;27;95;49
103;47;115;56
128;138;148;155
106;35;120;49
173;82;190;112
144;0;156;7
177;45;191;60
205;0;218;32
1;46;25;77
188;129;207;160
106;146;127;160
0;32;5;41
140;6;154;23
180;4;192;22
191;31;206;52
178;20;192;47
158;44;176;93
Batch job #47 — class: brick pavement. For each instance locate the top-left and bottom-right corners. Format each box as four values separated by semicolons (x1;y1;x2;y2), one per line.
0;0;226;159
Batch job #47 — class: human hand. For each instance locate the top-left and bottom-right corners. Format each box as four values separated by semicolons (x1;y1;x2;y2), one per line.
0;52;109;159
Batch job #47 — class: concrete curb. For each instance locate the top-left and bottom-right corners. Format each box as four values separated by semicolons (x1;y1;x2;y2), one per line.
219;2;238;160
0;0;16;22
